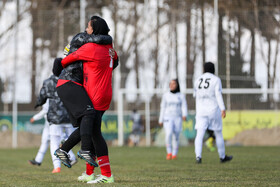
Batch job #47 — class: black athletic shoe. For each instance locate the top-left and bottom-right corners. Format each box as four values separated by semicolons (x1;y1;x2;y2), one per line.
220;155;233;163
77;150;98;167
54;148;72;168
196;157;202;164
28;159;41;166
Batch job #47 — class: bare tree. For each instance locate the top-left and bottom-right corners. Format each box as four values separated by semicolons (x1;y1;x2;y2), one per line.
30;0;39;107
185;0;192;88
154;0;160;90
171;0;179;77
200;0;206;64
134;0;140;91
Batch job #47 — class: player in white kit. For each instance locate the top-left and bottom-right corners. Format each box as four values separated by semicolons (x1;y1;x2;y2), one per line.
35;75;78;173
28;100;50;166
159;79;188;160
193;62;232;164
28;99;77;171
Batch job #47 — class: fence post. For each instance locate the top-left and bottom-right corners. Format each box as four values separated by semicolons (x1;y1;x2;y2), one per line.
145;97;151;146
117;90;124;146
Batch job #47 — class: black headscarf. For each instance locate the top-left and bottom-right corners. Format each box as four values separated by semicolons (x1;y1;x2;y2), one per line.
170;78;180;93
90;16;110;35
204;62;215;74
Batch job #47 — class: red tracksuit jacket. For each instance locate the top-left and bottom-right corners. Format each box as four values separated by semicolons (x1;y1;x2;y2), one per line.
61;43;118;111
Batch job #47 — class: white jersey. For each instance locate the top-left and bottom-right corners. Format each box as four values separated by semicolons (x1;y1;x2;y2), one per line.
194;72;225;116
159;92;188;123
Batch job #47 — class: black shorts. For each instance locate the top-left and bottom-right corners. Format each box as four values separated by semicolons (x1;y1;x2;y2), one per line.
57;81;95;127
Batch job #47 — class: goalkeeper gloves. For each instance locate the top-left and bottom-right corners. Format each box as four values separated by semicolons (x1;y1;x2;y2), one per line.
64;44;70;56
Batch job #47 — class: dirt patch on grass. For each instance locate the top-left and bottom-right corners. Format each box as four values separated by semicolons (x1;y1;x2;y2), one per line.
227;127;280;146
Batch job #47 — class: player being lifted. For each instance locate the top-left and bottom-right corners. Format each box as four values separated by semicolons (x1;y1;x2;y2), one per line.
53;31;115;182
193;62;233;164
35;75;77;173
53;16;118;184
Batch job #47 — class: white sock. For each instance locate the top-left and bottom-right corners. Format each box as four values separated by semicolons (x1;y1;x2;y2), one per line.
195;129;206;158
214;130;225;159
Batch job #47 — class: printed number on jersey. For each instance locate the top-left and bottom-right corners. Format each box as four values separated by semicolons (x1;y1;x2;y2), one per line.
198;78;211;89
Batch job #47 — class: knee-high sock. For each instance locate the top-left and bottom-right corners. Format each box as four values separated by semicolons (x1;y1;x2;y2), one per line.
97;155;111;177
195;129;206;158
172;132;180;156
164;125;173;154
68;150;76;161
50;135;61;169
86;162;95;175
214;130;225;159
35;140;50;163
35;126;50;163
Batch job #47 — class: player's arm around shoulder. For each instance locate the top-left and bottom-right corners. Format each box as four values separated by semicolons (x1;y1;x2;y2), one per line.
61;43;94;67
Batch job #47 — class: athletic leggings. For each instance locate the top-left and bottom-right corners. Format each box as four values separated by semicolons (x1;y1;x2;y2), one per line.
80;110;108;157
60;110;107;157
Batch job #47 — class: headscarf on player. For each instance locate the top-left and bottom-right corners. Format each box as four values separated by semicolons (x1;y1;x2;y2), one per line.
90;16;110;35
170;78;180;93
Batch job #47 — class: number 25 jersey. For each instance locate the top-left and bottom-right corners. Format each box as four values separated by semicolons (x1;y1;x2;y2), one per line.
193;72;225;116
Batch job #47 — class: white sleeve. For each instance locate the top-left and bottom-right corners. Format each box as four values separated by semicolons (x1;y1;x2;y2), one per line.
181;94;188;117
193;80;197;98
215;79;225;111
158;94;166;123
32;99;49;121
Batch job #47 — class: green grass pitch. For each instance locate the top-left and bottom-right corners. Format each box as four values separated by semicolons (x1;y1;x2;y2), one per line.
0;146;280;186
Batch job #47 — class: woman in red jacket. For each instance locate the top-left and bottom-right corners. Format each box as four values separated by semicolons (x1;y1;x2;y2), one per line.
54;16;117;184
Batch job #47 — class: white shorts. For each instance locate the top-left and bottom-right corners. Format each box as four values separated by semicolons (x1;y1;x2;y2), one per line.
49;123;73;136
195;111;222;131
163;116;182;133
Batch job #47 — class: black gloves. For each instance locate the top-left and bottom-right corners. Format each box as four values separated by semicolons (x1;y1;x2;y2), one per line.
52;58;63;76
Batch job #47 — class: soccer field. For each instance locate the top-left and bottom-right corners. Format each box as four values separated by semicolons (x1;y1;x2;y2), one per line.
0;146;279;186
